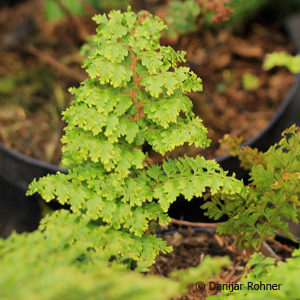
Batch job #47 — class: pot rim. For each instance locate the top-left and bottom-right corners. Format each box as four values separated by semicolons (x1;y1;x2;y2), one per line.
0;15;300;180
0;72;299;172
158;226;300;246
216;71;300;163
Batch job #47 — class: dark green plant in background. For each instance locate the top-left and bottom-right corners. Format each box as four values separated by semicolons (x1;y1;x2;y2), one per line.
45;0;87;21
163;0;272;39
224;0;270;25
164;0;202;39
44;0;132;21
164;0;234;39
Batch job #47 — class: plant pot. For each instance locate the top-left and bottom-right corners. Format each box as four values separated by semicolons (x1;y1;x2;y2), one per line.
0;176;41;238
168;61;300;221
0;142;67;191
154;225;298;288
168;14;300;222
0;14;300;223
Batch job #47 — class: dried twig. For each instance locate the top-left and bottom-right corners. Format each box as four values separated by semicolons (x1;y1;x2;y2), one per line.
223;262;241;282
266;237;293;253
27;45;87;82
171;218;220;228
214;233;224;247
154;263;166;277
261;241;280;260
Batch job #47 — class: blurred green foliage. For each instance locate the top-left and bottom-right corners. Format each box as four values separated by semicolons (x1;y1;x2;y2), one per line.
164;0;272;38
264;52;300;74
225;0;270;25
165;0;201;39
242;73;259;91
0;78;16;95
44;0;132;22
45;0;86;21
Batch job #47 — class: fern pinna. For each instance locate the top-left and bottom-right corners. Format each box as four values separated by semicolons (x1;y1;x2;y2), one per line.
27;9;245;270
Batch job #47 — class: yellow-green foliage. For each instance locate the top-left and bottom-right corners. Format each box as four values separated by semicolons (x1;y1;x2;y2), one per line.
209;248;300;300
1;8;299;300
264;52;300;74
26;9;244;269
242;73;259;91
0;210;230;300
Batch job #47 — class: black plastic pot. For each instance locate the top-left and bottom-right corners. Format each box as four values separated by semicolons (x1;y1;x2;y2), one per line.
0;143;66;191
159;227;299;248
168;14;300;222
169;79;300;221
0;177;41;238
0;14;300;223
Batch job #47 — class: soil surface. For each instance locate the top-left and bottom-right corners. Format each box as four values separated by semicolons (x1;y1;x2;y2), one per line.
0;0;295;165
178;27;295;159
152;225;297;299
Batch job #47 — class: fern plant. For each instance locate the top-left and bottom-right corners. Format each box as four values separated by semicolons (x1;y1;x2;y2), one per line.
208;247;300;300
27;9;245;270
203;125;300;250
0;210;231;300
